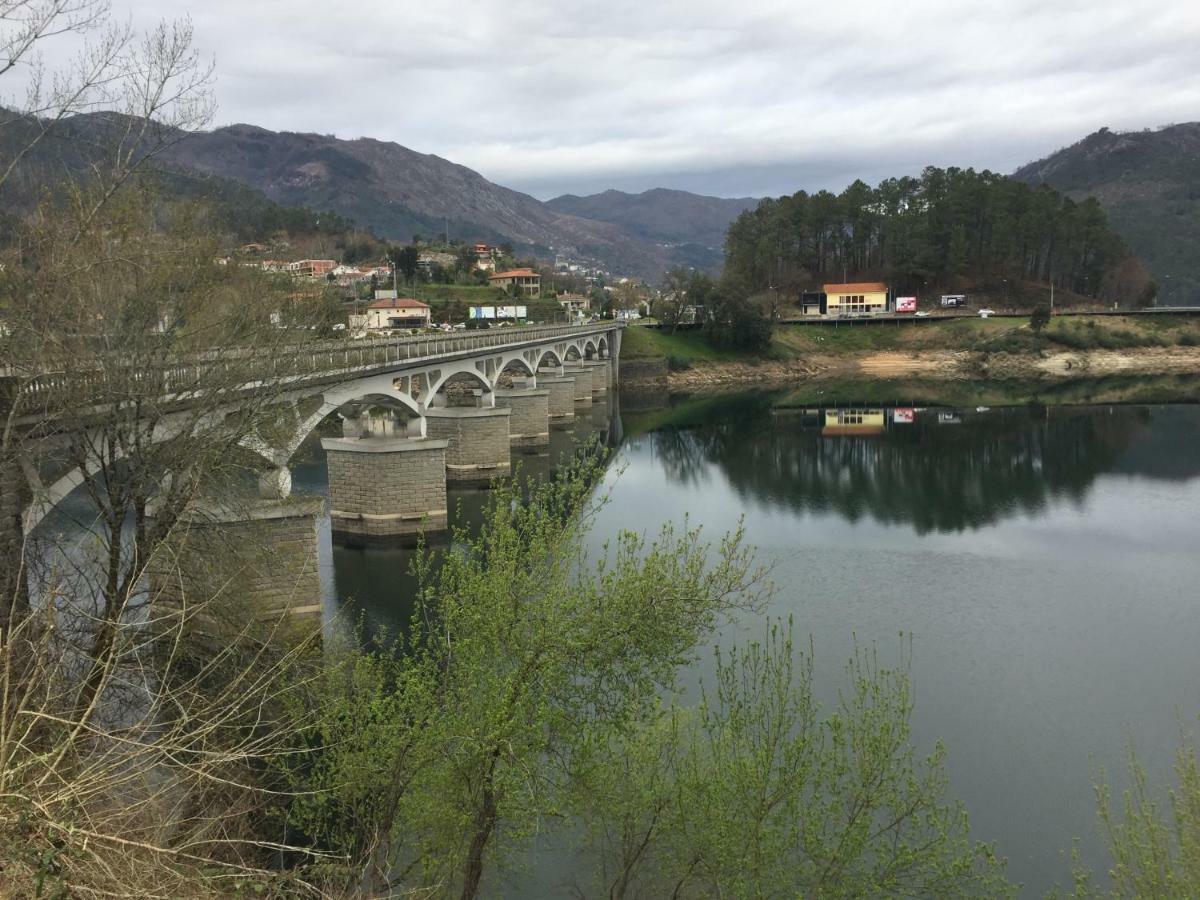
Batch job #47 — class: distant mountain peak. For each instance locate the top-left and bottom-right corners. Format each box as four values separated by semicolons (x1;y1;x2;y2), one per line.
545;187;758;250
1013;121;1200;304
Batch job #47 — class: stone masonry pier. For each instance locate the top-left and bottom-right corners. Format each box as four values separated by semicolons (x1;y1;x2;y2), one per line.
563;362;593;406
581;359;610;395
150;495;325;619
321;436;449;539
424;406;512;482
495;378;550;446
538;370;577;427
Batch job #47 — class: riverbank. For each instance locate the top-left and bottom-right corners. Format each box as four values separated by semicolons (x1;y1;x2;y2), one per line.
618;316;1200;391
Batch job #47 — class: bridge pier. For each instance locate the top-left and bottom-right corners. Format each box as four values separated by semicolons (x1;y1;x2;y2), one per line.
321;436;449;539
563;362;593;406
495;377;550;447
537;369;577;427
424;406;512;483
581;359;610;395
150;494;325;618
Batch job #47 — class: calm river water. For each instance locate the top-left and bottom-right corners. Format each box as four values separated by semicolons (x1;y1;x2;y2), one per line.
292;390;1200;896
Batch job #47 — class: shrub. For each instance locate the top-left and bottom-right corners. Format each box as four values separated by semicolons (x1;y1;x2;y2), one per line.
666;354;693;371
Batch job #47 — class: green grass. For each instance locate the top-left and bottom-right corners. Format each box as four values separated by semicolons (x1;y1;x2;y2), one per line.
625;316;1200;365
620;326;749;362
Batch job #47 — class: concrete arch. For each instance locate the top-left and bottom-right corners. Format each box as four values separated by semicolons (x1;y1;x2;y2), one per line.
583;338;598;359
426;366;493;407
254;375;428;467
597;335;609;357
535;348;563;369
492;355;536;388
564;344;583;361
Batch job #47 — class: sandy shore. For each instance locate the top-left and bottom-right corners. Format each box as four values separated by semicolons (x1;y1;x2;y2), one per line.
651;348;1200;391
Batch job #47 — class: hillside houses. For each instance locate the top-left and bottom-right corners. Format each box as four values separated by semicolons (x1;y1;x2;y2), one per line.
489;268;541;298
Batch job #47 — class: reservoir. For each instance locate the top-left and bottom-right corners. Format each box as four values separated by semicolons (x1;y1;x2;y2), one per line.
292;390;1200;896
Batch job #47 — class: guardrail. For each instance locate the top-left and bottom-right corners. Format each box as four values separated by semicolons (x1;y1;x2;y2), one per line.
14;322;618;413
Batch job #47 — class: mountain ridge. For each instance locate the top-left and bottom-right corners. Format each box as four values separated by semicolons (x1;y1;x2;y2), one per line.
545;188;758;251
1012;123;1200;304
152;123;738;279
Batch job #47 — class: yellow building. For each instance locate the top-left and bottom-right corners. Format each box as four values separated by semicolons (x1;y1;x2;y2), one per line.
822;409;887;436
823;281;889;316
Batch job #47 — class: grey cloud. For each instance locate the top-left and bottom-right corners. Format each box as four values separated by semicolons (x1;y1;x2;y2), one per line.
14;0;1200;199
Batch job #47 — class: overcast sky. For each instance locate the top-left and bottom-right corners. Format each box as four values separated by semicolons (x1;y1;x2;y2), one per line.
21;0;1200;199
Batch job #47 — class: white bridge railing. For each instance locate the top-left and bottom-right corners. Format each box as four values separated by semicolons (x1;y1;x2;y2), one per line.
13;322;616;412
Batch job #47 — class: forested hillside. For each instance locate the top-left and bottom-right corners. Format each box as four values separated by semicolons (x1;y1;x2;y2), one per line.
1013;124;1200;306
724;167;1152;306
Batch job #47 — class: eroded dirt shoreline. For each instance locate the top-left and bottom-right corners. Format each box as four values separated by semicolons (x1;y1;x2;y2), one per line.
643;348;1200;391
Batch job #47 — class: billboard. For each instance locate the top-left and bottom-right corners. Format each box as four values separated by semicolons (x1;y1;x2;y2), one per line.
496;305;528;319
469;306;497;319
940;294;967;308
895;297;917;313
892;408;915;424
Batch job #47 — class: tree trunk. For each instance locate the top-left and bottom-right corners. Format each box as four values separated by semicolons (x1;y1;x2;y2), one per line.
0;448;31;632
459;750;501;900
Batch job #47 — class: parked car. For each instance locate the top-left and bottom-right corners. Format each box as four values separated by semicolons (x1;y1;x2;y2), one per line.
914;311;930;318
978;308;996;318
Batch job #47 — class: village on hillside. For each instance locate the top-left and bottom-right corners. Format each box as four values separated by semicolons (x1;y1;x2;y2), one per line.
218;236;652;336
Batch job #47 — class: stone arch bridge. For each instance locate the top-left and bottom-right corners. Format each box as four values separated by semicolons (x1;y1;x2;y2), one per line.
5;322;623;614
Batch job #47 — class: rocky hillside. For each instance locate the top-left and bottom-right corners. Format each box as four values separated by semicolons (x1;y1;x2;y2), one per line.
0;112;736;280
153;124;724;279
545;188;757;253
1013;124;1200;305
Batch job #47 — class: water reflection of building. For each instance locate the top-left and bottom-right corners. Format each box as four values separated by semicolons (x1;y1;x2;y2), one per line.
657;402;1182;534
823;409;886;436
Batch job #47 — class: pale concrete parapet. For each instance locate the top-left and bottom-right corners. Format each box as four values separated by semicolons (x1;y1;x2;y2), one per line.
321;436;449;539
536;374;577;426
423;406;512;483
494;387;550;446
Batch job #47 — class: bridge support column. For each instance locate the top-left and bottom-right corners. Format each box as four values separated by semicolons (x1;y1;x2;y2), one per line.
537;371;577;427
581;359;610;395
563;363;593;406
321;437;449;539
495;380;550;447
150;494;325;619
607;329;621;385
424;406;512;483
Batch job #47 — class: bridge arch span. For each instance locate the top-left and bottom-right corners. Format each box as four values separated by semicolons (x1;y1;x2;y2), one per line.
427;366;493;406
492;355;537;388
535;348;564;370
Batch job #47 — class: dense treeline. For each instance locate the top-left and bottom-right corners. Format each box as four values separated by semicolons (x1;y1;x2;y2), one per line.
724;167;1151;304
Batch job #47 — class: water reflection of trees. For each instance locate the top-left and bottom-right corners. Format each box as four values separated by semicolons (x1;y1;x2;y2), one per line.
649;406;1182;534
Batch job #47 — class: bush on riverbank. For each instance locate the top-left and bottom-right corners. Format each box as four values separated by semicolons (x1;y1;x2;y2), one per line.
280;460;1010;897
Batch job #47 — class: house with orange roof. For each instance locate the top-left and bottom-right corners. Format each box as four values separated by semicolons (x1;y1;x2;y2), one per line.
489;267;541;298
363;297;431;330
